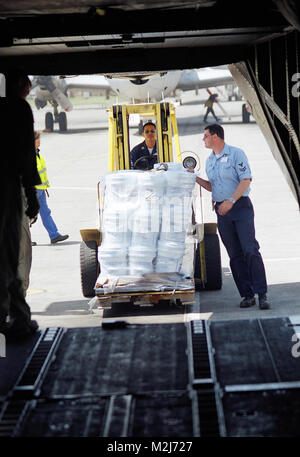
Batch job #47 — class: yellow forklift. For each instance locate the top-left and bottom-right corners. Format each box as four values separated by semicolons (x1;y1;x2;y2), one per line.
79;102;222;299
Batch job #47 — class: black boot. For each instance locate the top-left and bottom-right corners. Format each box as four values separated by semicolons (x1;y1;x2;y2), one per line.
5;318;39;341
240;296;256;308
258;294;270;310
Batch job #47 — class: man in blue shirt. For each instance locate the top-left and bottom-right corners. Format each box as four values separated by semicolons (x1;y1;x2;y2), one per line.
130;122;158;170
190;123;270;310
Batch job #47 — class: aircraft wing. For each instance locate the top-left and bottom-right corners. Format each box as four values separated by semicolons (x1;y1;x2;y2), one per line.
177;67;234;91
63;75;112;92
60;69;234;100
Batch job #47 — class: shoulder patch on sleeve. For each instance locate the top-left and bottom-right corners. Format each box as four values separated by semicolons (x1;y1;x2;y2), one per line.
238;161;247;172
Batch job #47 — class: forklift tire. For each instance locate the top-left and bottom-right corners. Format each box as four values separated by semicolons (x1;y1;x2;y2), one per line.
194;233;222;291
45;112;54;131
80;240;100;297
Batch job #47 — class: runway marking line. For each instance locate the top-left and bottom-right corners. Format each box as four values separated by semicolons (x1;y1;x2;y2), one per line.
51;186;95;191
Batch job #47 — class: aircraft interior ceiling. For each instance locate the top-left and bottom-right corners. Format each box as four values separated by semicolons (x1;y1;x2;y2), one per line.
0;0;294;75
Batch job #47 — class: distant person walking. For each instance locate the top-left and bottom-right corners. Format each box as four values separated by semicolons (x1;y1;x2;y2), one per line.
34;131;69;244
203;93;220;123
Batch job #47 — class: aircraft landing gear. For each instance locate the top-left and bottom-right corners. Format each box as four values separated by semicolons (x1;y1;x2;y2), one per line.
45;112;54;132
45;102;68;132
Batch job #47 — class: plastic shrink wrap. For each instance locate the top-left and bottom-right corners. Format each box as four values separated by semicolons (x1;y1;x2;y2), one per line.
96;164;196;294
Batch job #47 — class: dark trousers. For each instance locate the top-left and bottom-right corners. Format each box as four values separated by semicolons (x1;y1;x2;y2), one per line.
216;197;267;298
204;106;218;121
0;188;32;326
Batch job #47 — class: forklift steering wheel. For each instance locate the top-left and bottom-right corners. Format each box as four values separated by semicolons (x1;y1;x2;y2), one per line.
133;155;154;170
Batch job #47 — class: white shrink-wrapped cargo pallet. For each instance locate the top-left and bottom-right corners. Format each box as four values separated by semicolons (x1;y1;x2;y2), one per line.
96;163;196;293
156;163;196;276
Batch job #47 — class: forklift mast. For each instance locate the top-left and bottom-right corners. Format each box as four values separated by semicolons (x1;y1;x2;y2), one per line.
108;102;182;171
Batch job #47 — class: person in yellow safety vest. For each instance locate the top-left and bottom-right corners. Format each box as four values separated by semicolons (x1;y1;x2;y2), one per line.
34;131;69;244
203;93;221;123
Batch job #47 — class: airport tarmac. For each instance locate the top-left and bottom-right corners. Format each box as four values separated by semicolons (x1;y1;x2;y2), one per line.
26;92;300;329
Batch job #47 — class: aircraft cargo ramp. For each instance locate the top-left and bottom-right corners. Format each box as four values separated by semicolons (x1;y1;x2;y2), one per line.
1;317;300;437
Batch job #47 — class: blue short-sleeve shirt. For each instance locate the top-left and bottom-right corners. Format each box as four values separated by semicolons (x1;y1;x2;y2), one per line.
205;143;252;202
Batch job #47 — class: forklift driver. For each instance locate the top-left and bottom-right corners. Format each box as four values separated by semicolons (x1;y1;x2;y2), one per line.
130;122;158;170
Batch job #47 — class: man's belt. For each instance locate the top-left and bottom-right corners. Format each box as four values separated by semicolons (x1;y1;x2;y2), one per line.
214;196;248;205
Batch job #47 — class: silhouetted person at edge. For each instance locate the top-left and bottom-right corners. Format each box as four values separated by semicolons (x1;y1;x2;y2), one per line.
0;70;41;341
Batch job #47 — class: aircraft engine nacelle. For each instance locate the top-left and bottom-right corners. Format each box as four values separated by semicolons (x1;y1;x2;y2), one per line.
51;87;73;112
33;85;73;112
34;86;51;102
34;97;47;109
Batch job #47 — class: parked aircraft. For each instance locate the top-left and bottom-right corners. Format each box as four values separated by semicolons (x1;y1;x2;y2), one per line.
30;67;235;132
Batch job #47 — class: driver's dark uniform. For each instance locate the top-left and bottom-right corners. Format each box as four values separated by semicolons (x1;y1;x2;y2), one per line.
130;141;158;169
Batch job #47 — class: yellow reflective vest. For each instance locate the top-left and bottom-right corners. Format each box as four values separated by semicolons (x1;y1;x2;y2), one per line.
35;149;50;189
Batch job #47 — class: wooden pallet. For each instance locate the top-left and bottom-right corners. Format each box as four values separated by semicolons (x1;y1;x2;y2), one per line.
95;288;195;309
